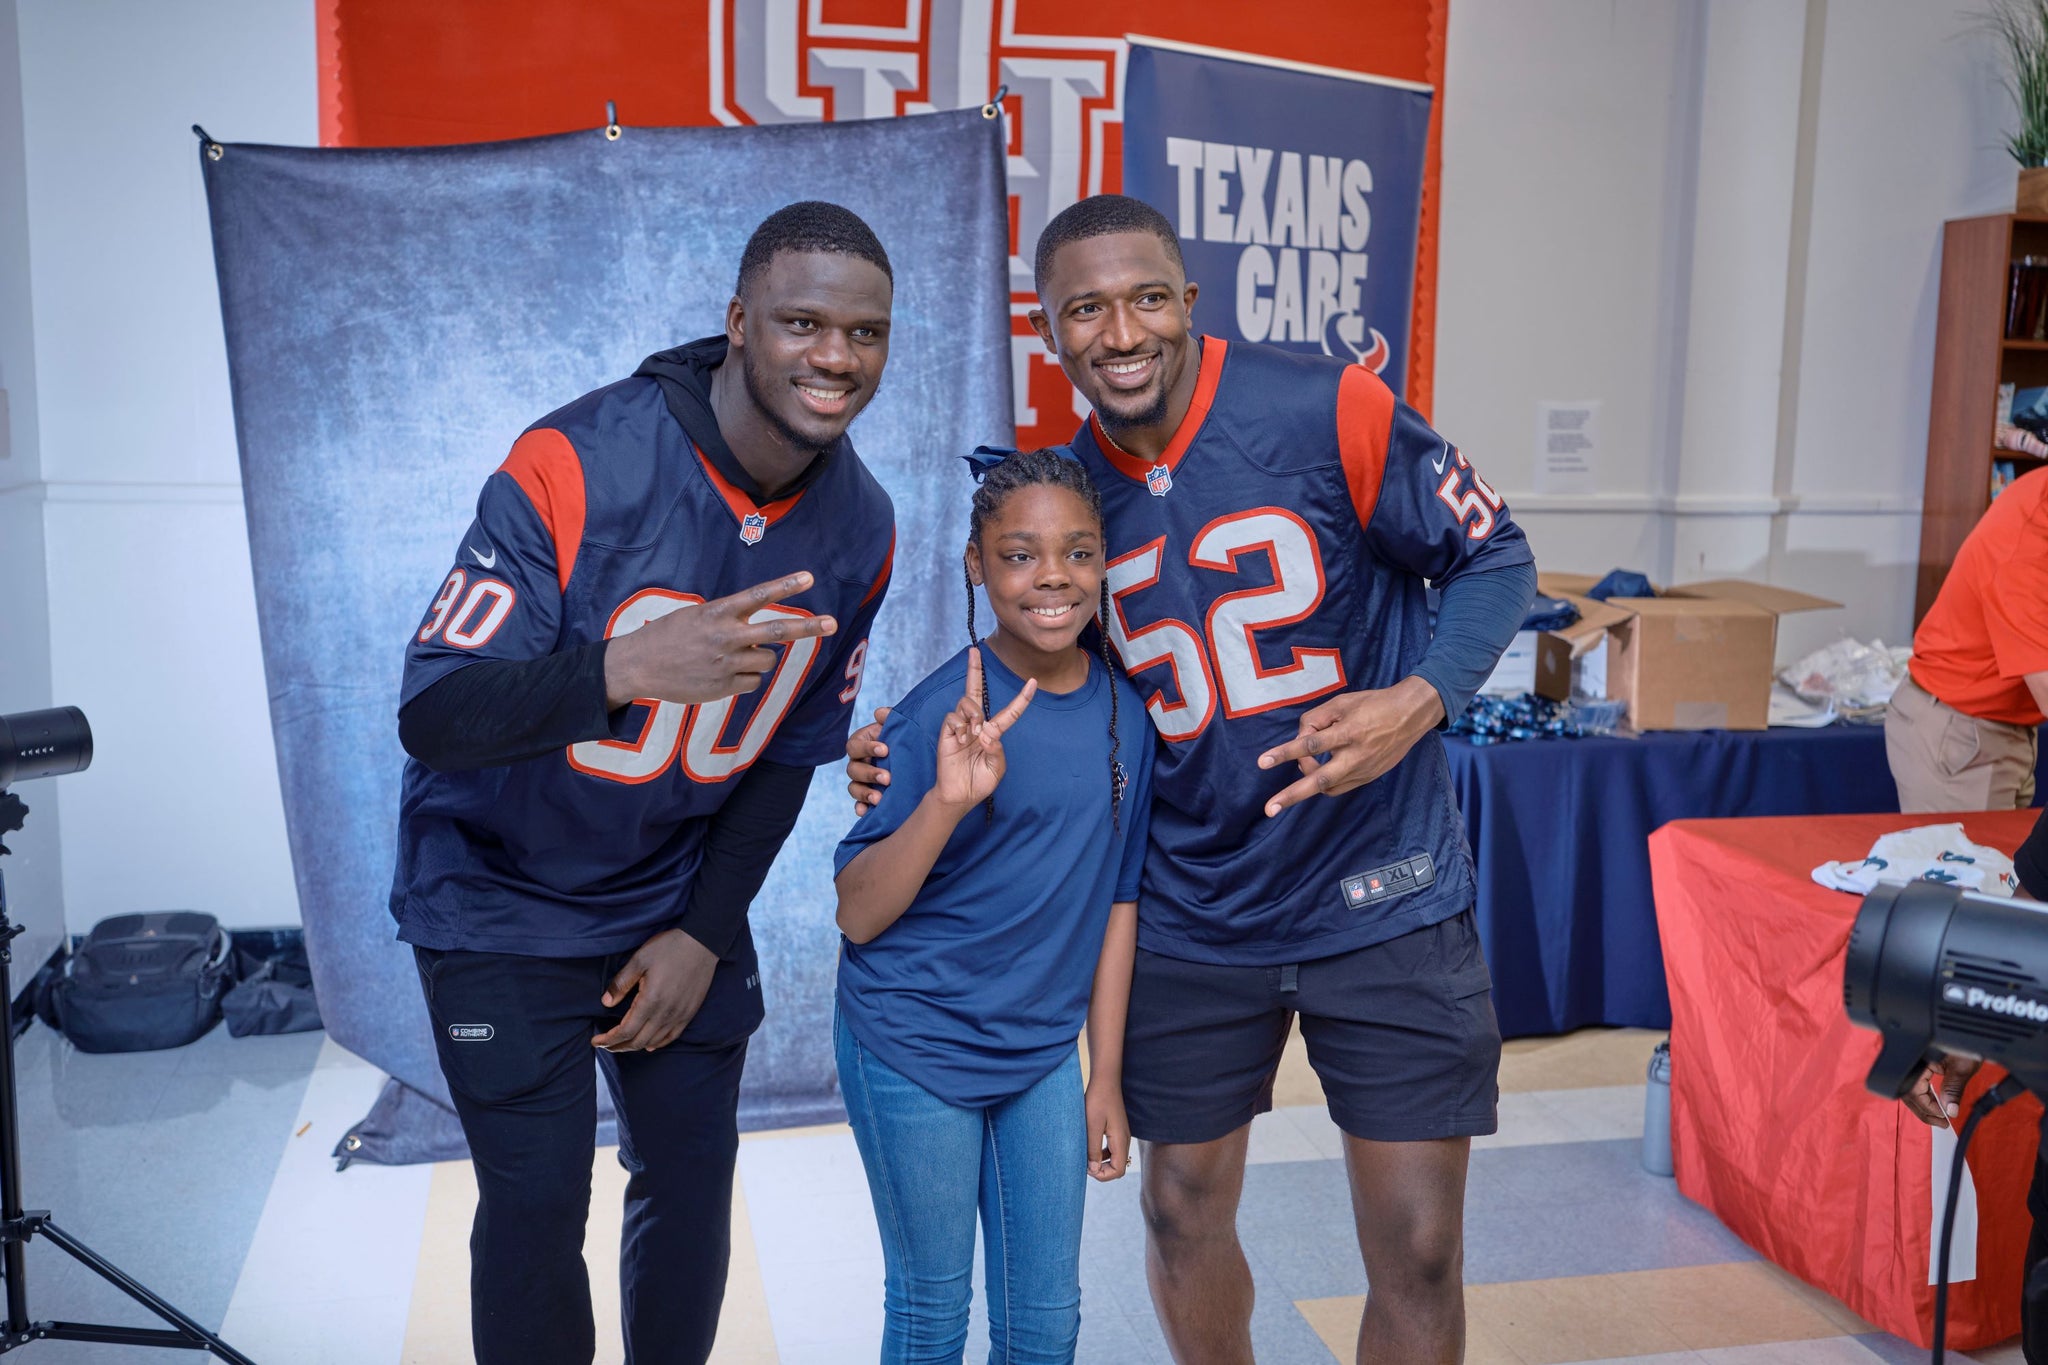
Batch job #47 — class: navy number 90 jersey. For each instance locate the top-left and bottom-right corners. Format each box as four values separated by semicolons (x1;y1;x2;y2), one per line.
390;376;894;957
1071;338;1532;967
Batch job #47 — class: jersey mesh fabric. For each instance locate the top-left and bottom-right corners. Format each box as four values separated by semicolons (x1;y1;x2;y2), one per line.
390;375;893;957
1071;337;1533;967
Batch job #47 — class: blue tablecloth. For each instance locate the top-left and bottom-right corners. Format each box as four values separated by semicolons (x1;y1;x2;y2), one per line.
1445;724;1911;1038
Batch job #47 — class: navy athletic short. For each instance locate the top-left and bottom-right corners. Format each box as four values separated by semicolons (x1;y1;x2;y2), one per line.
1121;908;1501;1145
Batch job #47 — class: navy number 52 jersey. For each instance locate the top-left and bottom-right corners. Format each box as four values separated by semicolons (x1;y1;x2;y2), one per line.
1072;338;1532;966
390;377;894;957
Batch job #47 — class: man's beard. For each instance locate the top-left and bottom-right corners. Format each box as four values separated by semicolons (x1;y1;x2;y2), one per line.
1095;380;1171;439
741;345;861;458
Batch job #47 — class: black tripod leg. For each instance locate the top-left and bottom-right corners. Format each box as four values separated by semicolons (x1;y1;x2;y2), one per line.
30;1220;256;1364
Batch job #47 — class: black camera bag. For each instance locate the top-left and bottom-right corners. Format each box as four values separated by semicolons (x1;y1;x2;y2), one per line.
221;944;322;1037
45;912;233;1053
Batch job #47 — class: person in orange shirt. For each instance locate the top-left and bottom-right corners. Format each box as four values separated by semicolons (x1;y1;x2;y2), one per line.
1886;465;2048;812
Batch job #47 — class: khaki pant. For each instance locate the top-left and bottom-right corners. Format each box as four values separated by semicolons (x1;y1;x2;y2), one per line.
1884;674;2039;813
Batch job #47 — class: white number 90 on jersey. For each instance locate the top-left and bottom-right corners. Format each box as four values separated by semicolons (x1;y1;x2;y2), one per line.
565;589;820;785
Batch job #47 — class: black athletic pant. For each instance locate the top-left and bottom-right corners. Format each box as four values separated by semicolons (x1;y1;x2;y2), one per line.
415;930;763;1365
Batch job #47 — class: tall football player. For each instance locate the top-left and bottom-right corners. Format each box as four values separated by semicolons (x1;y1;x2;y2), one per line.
851;195;1534;1364
392;202;896;1365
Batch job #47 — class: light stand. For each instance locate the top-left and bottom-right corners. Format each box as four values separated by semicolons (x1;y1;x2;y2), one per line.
0;792;255;1361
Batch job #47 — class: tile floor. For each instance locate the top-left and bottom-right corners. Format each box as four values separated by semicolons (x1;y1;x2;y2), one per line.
2;1021;2030;1363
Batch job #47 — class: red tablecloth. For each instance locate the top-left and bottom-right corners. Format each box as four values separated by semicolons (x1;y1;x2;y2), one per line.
1650;810;2044;1349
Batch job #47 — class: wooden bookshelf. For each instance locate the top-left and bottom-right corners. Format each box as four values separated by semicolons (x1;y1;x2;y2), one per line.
1918;213;2048;621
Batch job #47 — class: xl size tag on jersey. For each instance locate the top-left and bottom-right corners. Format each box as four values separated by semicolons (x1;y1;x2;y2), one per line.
1340;854;1435;908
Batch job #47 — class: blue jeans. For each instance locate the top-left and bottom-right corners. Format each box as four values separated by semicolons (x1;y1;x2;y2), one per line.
835;1011;1086;1364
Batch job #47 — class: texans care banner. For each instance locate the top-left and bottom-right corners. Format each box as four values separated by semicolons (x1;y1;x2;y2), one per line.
1123;38;1432;397
316;0;1447;445
201;109;1012;1156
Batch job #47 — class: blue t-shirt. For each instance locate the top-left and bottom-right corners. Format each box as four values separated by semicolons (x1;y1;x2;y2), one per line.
834;645;1153;1109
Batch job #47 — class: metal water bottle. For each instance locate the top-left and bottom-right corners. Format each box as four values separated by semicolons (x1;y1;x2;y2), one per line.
1641;1040;1674;1176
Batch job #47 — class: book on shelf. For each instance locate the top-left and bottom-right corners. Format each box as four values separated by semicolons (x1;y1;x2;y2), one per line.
1993;459;2018;499
1998;381;2016;426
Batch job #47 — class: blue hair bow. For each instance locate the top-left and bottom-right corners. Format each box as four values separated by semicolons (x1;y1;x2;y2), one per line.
961;445;1016;483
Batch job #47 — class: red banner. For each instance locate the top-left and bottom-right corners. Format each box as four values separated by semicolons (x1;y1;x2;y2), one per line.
318;0;1446;443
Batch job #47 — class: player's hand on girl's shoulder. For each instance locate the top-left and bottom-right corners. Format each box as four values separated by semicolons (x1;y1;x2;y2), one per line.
929;647;1035;813
1085;1077;1130;1181
846;706;892;815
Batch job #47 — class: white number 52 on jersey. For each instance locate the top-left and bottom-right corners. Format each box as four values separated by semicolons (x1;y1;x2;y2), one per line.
1106;507;1347;741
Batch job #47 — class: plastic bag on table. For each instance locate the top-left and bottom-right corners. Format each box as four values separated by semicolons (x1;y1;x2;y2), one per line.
1776;638;1909;717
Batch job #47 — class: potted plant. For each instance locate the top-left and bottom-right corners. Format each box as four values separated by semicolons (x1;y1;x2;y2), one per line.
1988;0;2048;212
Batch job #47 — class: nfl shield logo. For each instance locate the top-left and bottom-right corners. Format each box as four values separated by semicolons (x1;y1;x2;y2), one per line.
1146;464;1173;496
739;513;767;546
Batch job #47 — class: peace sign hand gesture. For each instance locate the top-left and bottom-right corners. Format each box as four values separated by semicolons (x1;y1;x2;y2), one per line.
931;648;1036;812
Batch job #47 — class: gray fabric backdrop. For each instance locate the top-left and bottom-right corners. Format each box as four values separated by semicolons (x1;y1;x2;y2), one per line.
199;109;1013;1150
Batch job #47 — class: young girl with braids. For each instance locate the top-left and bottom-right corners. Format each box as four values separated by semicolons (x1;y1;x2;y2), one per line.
833;447;1152;1364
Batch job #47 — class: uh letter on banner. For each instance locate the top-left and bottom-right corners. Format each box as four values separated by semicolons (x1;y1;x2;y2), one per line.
1121;37;1433;399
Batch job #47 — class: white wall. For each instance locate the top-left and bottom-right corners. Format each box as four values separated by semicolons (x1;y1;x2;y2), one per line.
0;0;2018;936
0;0;63;971
1435;0;2016;666
8;0;312;932
1436;0;1703;578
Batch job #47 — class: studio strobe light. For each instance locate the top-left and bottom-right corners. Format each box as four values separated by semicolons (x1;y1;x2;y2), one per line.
0;709;254;1362
1844;879;2048;1363
0;709;92;789
1845;880;2048;1100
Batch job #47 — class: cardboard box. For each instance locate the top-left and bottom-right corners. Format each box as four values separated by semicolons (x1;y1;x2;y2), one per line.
1477;579;1630;703
1533;574;1838;730
1501;575;1631;703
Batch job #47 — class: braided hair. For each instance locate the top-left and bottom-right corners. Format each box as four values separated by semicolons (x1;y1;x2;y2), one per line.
964;448;1127;829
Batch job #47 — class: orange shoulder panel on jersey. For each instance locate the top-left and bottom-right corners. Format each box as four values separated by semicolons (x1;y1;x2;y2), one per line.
498;427;587;593
1336;365;1397;530
862;528;895;609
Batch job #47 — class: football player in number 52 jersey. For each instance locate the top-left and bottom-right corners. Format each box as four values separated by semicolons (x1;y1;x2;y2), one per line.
391;203;896;1365
850;195;1535;1364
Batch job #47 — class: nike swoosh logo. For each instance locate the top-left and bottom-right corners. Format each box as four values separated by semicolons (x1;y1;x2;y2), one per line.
469;546;497;569
1431;443;1450;476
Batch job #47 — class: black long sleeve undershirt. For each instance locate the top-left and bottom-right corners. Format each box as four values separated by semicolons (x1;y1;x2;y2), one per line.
674;759;813;957
397;641;615;773
398;648;815;958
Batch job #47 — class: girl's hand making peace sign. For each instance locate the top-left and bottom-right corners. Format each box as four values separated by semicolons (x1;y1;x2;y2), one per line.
932;648;1036;812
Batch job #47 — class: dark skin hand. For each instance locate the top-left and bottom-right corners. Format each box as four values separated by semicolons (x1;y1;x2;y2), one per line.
1255;676;1446;817
847;705;891;814
591;928;719;1053
1905;1054;1981;1127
